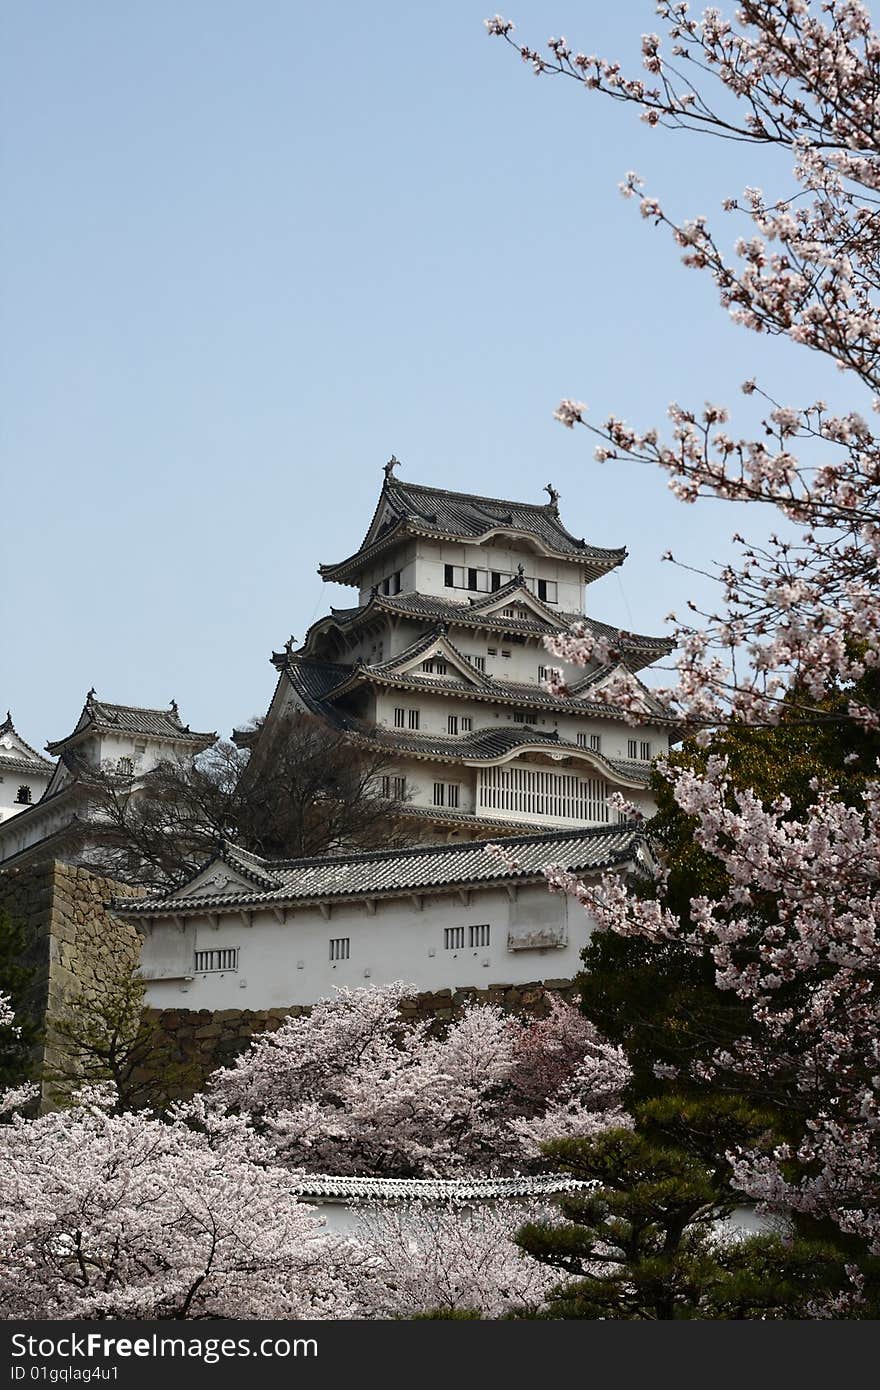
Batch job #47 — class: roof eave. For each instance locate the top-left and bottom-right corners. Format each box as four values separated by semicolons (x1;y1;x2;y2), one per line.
319;523;626;587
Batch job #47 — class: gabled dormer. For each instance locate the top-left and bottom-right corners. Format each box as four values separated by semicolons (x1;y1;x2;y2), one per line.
324;627;491;705
467;572;564;628
43;690;216;794
0;712;55;823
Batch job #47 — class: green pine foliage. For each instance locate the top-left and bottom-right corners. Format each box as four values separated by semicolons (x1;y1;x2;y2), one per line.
0;908;39;1088
516;1098;860;1319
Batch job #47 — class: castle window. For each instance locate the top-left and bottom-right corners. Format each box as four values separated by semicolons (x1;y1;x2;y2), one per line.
640;741;652;760
490;572;503;591
15;785;32;805
501;649;511;659
591;733;601;752
467;568;478;591
447;715;458;736
116;757;134;777
577;732;588;748
472;656;486;673
461;716;472;733
392;571;402;595
628;739;638;759
536;579;557;603
408;708;420;730
381;775;407;800
422;658;448;676
194;948;238;973
329;938;350;962
394;707;406;729
444;927;465;951
538;665;561;684
477;766;610;825
433;782;460;808
469;924;490;949
445;564;465;589
512;711;530;724
487;647;497;657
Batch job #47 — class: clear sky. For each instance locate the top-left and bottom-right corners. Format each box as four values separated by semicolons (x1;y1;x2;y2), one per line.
1;1;853;748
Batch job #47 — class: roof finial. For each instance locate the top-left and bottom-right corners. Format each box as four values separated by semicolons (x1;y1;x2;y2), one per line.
285;634;295;654
516;562;525;580
544;482;560;512
169;698;179;718
86;687;96;702
383;455;401;481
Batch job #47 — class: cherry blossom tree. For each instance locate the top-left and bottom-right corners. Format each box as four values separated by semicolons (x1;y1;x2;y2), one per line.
352;1199;556;1318
488;2;880;732
208;983;629;1177
486;3;880;1257
0;1083;360;1319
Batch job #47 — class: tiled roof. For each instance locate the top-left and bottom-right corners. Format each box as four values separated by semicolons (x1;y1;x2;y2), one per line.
46;694;216;755
318;477;626;585
0;713;54;773
277;658;663;773
0;756;55;779
365;727;653;785
289;1173;593;1201
114;823;649;915
314;648;672;726
301;593;671;676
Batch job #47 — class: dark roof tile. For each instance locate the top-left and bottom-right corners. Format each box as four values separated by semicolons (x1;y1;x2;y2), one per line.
319;478;626;584
115;822;649;915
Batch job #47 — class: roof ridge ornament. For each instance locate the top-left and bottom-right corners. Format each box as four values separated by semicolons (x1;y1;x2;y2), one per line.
544;482;560;513
383;455;401;481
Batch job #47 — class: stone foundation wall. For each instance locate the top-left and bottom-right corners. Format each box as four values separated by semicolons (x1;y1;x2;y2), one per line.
0;861;144;1100
148;978;580;1089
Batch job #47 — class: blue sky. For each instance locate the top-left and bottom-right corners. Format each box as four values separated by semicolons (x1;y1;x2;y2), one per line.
2;2;855;747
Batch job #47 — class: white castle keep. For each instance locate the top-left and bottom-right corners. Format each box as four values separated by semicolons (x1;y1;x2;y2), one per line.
4;463;675;1008
255;460;674;840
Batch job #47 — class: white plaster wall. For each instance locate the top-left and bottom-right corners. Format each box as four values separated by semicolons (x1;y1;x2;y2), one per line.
313;1198;777;1240
410;539;585;611
356;541;419;606
0;797;75;862
140;881;588;1012
0;770;52;824
372;689;669;764
96;732;196;777
374;755;477;814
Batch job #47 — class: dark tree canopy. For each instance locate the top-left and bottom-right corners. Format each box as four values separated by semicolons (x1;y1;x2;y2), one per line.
78;711;405;888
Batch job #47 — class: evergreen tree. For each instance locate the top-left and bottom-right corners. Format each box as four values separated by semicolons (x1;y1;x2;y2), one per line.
0;908;39;1088
517;1097;866;1319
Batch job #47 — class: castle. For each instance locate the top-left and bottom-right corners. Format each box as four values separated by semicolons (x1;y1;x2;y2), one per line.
2;463;674;1011
253;460;673;840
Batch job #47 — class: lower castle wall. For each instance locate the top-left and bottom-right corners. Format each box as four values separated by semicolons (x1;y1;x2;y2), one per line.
0;861;580;1103
146;977;580;1088
0;861;144;1101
